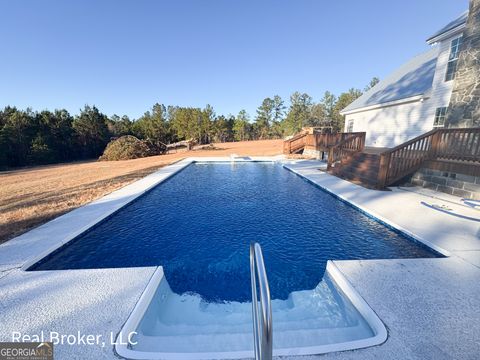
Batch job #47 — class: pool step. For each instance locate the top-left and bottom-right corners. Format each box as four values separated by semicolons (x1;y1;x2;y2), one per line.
141;280;354;333
144;300;348;334
145;318;355;339
133;322;371;353
133;276;372;355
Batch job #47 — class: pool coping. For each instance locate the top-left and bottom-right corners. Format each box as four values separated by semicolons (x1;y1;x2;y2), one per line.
19;158;195;271
0;156;456;359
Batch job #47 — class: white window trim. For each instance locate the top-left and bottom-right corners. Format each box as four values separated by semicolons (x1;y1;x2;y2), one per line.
433;107;447;128
445;36;463;82
347;119;354;132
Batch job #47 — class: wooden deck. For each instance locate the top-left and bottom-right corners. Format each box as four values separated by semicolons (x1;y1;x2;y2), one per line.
285;128;480;189
363;146;390;154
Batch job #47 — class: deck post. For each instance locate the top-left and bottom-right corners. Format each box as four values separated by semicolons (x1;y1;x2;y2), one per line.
429;130;440;159
377;152;391;189
360;133;366;152
327;148;334;170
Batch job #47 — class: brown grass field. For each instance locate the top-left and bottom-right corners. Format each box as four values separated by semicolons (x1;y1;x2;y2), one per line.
0;139;283;244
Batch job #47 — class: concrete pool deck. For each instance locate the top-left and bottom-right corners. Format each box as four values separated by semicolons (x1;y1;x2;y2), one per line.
0;158;479;359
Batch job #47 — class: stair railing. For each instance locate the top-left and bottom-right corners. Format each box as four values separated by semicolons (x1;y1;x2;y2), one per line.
377;129;438;188
250;242;273;360
327;132;366;170
283;133;307;154
377;128;480;188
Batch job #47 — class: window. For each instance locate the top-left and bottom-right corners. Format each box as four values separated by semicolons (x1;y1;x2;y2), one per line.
347;119;354;132
445;37;462;81
433;107;447;127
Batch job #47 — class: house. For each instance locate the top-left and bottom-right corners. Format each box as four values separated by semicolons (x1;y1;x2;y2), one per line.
284;3;479;198
340;11;469;149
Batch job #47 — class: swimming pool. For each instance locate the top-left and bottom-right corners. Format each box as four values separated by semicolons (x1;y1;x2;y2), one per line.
31;162;438;303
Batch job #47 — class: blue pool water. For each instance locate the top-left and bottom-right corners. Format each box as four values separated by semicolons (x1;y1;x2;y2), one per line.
32;162;438;302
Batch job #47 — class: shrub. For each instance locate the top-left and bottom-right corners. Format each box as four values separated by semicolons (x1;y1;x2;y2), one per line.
99;135;152;161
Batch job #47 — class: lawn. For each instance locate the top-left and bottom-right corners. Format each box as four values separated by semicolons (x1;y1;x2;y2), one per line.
0;139;282;244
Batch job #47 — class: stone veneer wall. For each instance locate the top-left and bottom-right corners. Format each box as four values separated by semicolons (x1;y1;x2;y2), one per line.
302;148;324;159
409;168;480;200
446;0;480;127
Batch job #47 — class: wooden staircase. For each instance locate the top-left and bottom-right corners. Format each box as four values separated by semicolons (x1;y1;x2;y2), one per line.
283;133;308;154
329;153;380;188
327;128;480;189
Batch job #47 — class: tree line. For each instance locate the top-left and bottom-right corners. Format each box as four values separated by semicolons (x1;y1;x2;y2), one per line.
0;77;378;168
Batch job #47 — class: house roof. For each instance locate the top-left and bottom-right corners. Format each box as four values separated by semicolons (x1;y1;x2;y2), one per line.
341;11;468;115
341;48;438;114
426;11;468;43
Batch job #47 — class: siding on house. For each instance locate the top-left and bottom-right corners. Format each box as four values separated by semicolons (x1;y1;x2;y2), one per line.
344;99;434;148
343;32;463;148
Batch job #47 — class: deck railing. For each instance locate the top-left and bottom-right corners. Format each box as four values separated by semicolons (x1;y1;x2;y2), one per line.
283;131;365;155
378;128;480;188
434;128;480;162
327;132;366;170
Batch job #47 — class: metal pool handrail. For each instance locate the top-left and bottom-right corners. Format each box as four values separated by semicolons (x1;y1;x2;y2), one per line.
250;242;273;360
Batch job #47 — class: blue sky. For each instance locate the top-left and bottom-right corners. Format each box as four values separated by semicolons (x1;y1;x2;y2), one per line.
0;0;468;119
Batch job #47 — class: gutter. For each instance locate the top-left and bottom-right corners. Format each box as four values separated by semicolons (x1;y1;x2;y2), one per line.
426;23;466;45
340;94;429;116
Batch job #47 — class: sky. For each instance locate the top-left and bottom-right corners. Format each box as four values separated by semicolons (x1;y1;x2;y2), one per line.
0;0;468;120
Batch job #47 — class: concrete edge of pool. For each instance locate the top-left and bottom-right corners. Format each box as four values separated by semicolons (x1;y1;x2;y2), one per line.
0;156;449;272
2;156;470;359
19;158;197;271
114;262;388;360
